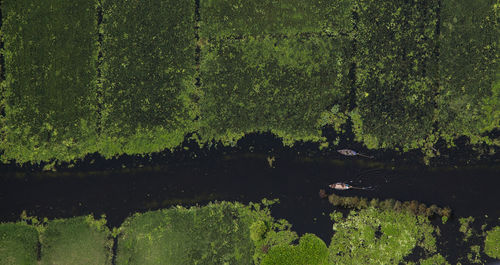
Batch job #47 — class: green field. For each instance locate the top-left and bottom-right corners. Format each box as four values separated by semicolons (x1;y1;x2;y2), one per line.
0;223;39;265
99;0;198;157
0;0;99;163
199;36;351;145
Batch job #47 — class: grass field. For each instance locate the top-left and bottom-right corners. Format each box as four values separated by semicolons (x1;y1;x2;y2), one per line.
0;223;39;265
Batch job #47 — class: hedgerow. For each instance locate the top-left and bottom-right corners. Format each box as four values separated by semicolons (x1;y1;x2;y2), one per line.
199;36;351;146
352;0;439;151
199;0;353;38
0;0;99;164
99;0;198;158
437;0;500;146
0;222;39;265
40;216;112;265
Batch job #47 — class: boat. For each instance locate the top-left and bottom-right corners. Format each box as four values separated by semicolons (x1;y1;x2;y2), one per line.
329;182;352;190
337;149;374;158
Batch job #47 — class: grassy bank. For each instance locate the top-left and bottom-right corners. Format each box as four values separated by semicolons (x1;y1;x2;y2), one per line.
1;200;498;264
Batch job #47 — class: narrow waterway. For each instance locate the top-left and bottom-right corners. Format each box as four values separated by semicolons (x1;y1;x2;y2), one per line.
0;135;499;263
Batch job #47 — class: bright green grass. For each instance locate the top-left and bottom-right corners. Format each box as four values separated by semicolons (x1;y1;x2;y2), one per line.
261;233;328;265
116;201;284;265
0;0;99;164
0;223;39;265
199;36;350;146
40;216;112;265
99;0;198;158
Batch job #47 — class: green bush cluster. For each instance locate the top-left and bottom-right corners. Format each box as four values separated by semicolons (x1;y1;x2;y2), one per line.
352;0;439;151
325;190;452;219
437;0;500;146
199;36;350;146
484;226;500;259
199;0;353;38
115;200;286;265
0;0;99;164
329;207;439;265
0;223;39;265
261;233;328;265
99;0;198;158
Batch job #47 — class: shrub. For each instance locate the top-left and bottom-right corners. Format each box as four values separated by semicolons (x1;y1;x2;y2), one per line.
199;36;351;146
484;226;500;259
0;0;99;164
0;223;39;265
261;233;328;265
199;0;353;38
352;0;439;151
329;207;437;265
437;0;500;146
99;0;198;157
116;201;282;265
40;216;112;265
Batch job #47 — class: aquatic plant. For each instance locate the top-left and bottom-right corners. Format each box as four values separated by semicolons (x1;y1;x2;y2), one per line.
484;226;500;259
328;207;439;264
325;191;451;219
459;216;475;242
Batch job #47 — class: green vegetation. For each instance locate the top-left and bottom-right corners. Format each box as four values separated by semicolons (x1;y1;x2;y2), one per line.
0;223;39;265
325;190;452;219
328;207;438;265
40;215;112;265
99;0;198;157
484;226;500;259
115;200;290;265
351;0;439;151
437;0;500;146
261;233;328;265
459;216;475;241
199;36;350;146
199;0;353;38
0;0;99;164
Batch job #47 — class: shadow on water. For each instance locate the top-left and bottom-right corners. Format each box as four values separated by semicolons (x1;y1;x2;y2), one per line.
0;133;499;263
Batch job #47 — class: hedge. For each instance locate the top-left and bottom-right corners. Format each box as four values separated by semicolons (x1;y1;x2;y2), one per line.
199;0;353;38
437;0;500;146
352;0;439;151
0;223;39;265
39;216;112;265
0;0;99;164
199;36;351;146
99;0;198;158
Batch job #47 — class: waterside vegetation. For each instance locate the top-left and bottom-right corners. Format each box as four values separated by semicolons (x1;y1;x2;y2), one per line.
1;200;498;265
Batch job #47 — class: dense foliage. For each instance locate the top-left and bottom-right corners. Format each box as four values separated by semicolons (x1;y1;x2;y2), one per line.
199;36;350;145
0;0;99;163
115;200;288;265
484;226;500;259
199;0;353;38
39;216;112;265
351;0;439;151
261;233;329;265
328;207;438;264
99;0;198;157
437;0;500;146
0;223;39;265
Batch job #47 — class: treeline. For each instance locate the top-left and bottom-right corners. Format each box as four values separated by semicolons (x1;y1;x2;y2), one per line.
2;200;499;264
0;0;498;164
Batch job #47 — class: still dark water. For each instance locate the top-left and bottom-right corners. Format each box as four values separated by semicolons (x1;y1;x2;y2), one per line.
0;134;499;263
